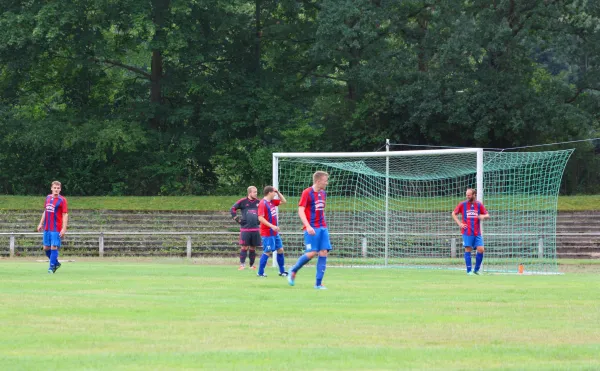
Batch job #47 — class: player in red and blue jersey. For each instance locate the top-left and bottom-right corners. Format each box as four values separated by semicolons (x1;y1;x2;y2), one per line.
452;188;490;275
230;186;261;270
37;181;69;274
256;186;288;277
288;171;331;289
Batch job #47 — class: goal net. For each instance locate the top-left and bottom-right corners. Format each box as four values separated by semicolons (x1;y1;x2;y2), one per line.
273;149;573;274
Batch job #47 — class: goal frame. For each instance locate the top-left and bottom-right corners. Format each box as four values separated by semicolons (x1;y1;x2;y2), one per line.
272;148;484;266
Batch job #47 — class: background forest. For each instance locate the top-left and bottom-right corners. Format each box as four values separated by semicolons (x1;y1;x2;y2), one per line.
0;0;599;195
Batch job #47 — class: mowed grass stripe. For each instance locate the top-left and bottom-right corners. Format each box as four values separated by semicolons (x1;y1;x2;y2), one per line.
0;262;599;370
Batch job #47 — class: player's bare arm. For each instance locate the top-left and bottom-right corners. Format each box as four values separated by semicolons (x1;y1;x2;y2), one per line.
37;212;45;232
452;211;467;229
478;213;490;221
258;215;280;232
60;213;69;237
298;206;315;235
274;189;287;204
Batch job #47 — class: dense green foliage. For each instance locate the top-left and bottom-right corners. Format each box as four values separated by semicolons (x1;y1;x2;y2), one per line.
1;0;599;195
1;262;600;370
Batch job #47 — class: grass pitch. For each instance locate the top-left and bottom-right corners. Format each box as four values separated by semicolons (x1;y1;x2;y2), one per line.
1;260;599;370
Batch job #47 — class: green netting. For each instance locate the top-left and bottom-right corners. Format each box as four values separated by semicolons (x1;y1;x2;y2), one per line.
276;149;573;274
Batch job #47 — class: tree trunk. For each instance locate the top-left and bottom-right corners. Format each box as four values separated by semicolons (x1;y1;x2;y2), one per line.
417;18;428;72
150;0;170;128
151;50;163;106
254;0;261;78
347;48;360;100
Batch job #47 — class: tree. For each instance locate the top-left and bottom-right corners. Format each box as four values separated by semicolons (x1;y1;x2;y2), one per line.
0;0;598;195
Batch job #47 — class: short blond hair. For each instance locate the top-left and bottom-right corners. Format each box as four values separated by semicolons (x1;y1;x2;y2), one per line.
51;181;62;187
247;186;257;195
313;171;329;183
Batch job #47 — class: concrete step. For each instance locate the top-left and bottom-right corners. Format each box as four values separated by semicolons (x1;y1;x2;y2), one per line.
558;246;600;252
0;226;238;233
1;210;599;258
0;218;233;224
557;242;600;247
557;240;600;245
0;213;233;219
557;252;600;259
557;222;600;226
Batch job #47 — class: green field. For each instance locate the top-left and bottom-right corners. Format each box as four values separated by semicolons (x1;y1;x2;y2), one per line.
0;195;599;211
1;260;599;370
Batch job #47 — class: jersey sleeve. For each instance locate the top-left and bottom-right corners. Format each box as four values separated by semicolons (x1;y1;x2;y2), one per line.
61;197;68;214
453;203;462;215
230;199;242;218
272;199;281;207
258;201;267;219
479;202;488;215
298;189;309;208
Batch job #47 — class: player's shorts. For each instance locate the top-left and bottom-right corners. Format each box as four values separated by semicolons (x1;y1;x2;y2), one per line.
43;231;61;248
462;234;484;248
303;227;332;252
262;235;283;253
239;231;261;247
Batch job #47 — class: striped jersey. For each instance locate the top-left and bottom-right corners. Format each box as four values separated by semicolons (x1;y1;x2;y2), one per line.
299;187;327;229
43;195;68;232
257;199;281;237
453;201;488;236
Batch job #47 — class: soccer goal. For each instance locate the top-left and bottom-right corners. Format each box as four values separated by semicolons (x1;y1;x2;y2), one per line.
273;148;573;274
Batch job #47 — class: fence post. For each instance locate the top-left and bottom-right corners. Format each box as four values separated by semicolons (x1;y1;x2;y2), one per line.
451;238;457;258
186;236;192;259
99;232;104;258
538;238;544;259
361;236;368;258
9;234;15;258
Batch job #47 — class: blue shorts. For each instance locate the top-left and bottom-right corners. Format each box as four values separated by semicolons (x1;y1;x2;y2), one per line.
262;235;283;253
462;235;483;248
43;231;61;248
304;228;332;252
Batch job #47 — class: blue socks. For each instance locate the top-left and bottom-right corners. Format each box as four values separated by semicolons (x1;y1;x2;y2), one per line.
474;252;484;272
258;253;269;275
289;254;327;286
256;253;285;275
316;256;327;286
464;251;472;273
50;249;59;268
276;253;285;274
291;254;311;273
45;249;51;260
